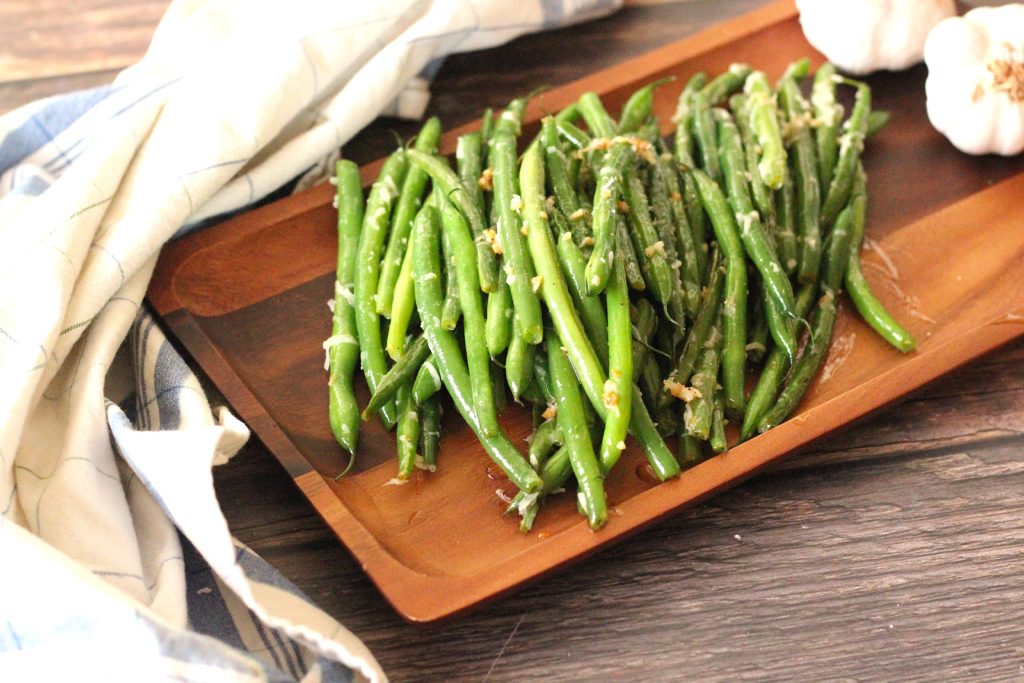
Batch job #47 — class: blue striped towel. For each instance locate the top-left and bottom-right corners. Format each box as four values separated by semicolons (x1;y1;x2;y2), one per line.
0;1;621;680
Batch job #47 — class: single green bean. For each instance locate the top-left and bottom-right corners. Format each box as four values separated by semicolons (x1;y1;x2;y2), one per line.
692;170;748;415
528;418;562;470
657;158;702;316
506;319;536;402
845;167;916;352
378;117;441;316
631;299;657;384
731;94;776;228
542;117;589;244
584;142;631;295
778;76;822;285
440;225;461;330
412;355;442;406
556;119;592;150
481;107;494;144
412;204;542;492
743;72;787;189
507;444;572;532
866;110;890;138
598;254;633;475
673;72;706;167
491;131;542;343
457;131;487;227
710;392;728;454
619;77;674;134
363;334;430;419
557;230;609;367
683;310;723;440
746;282;768;363
395;383;420;480
811;63;841;192
555;102;581;125
440;200;501;436
679;434;703;468
616;214;647;293
690;90;721;185
546;335;608;530
385;229;417;360
577;91;617;139
775;163;800;276
702;63;752;105
485;273;513;356
328;159;364;454
354;149;407;429
420;397;442;470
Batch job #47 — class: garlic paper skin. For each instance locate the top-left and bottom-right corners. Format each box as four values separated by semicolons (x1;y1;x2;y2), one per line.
796;0;955;76
925;5;1024;156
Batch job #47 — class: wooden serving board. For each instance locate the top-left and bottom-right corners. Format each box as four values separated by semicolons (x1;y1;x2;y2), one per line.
148;0;1024;622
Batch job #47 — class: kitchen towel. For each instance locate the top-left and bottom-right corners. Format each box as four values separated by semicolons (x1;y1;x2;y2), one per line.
0;1;620;680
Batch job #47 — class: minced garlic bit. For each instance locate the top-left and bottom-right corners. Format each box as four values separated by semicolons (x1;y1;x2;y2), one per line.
520;224;529;236
602;188;613;199
328;176;338;186
510;194;524;213
414;455;436;472
542;402;558;420
670;191;682;202
602;378;620;413
531;275;544;293
663;377;702;402
538;210;548;220
384;478;408;487
569;208;590;221
581;236;595;247
484;228;502;254
617;200;630;214
616;440;626;451
495;488;514;504
326;298;335;313
745;342;767;354
478;167;494;191
644;240;666;258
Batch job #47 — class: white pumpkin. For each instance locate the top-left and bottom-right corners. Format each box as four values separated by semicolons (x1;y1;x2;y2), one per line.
796;0;956;75
925;5;1024;156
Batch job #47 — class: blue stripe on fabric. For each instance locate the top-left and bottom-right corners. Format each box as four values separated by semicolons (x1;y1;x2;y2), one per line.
153;340;190;430
0;84;117;175
9;170;50;196
235;545;305;600
181;534;248;652
540;0;565;27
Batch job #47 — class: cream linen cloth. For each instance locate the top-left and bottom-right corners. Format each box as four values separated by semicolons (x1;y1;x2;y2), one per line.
0;1;620;680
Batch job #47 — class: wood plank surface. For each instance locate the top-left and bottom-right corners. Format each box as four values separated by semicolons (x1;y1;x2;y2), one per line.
7;0;1024;680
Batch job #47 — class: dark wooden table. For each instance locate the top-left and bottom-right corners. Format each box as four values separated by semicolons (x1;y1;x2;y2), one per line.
7;1;1023;680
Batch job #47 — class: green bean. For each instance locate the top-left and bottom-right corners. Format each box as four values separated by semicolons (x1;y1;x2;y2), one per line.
521;143;679;480
638;356;663;417
413;204;542;493
821;79;871;227
679;434;703;468
385;231;417;360
622;166;674;304
690;90;721;185
780;58;812;84
673;72;706;167
584;142;631;295
557;230;609;366
683;310;723;440
354;149;407;429
778;76;822;285
555;102;581;125
506;319;536;402
556;119;592;150
546;335;607;530
710;392;728;454
702;63;752;106
598;254;633;475
811;63;841;192
440;200;501;436
406;149;497;293
845;167;916;352
528;418;563;470
578;91;617;139
730;94;776;228
716;110;797;360
378;117;441;316
420;397;442;470
457;131;487;227
394;383;420;480
493;89;538;138
619;77;674;134
743;72;787;189
775;163;800;276
440;226;461;330
631;298;658;384
363;334;430;419
615;214;647;293
491;132;543;343
757;201;855;433
328;159;364;454
481;107;494;144
692;170;747;415
656;158;702;316
675;245;724;384
866;110;890;138
506;444;572;532
412;355;442;406
485;273;513;356
740;282;816;440
746;283;768;363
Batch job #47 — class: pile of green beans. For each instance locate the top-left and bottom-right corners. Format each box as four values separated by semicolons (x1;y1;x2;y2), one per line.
327;61;916;532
